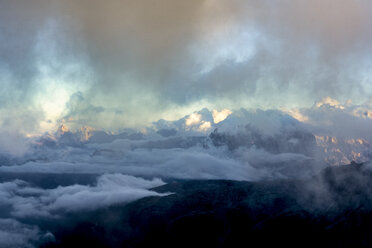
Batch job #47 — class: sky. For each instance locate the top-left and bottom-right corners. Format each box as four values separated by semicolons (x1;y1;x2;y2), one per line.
1;0;372;135
3;2;372;246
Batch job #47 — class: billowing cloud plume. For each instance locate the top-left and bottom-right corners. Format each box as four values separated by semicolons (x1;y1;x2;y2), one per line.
0;174;166;218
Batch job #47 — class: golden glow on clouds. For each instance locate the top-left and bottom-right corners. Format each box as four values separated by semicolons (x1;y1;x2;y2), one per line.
315;97;344;109
198;121;212;131
212;109;232;123
57;124;69;134
185;113;202;126
79;126;94;141
351;107;372;119
315;135;368;165
184;111;213;132
281;108;309;122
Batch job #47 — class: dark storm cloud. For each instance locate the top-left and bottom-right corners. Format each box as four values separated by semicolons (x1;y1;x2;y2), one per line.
56;0;372;106
2;0;372;130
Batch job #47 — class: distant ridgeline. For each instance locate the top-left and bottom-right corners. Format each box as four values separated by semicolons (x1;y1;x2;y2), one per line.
34;108;372;167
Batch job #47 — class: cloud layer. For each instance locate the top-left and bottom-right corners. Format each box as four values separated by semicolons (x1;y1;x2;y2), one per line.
0;217;56;248
2;2;372;246
0;104;372;246
2;0;372;133
0;174;166;219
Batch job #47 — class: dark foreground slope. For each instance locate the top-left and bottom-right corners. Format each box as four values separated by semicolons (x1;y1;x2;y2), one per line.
44;163;372;248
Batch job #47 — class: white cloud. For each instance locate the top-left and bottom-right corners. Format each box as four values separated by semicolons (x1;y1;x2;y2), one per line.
212;109;232;124
0;218;48;248
0;174;167;218
185;113;202;126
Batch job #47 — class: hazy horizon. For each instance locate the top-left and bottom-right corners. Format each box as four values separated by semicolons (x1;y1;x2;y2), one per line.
2;1;372;247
